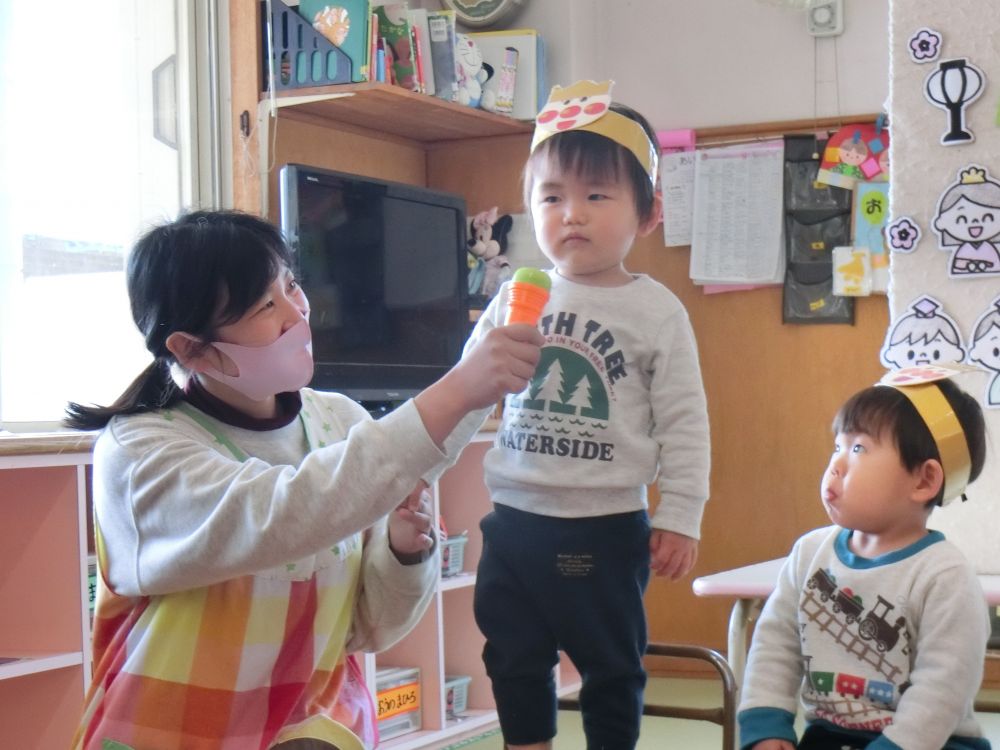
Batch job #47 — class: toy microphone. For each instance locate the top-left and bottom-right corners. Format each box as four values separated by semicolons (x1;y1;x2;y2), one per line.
505;267;551;325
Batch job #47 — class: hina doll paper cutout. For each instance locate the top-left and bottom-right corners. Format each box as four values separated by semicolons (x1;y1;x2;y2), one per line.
924;58;985;146
968;295;1000;408
932;165;1000;278
908;27;942;64
880;296;966;370
817;123;890;190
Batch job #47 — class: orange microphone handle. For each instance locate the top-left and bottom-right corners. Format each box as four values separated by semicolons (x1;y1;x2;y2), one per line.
505;282;549;325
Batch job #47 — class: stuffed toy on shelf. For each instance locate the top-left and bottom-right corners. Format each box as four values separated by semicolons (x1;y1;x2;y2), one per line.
467;206;514;301
455;34;495;110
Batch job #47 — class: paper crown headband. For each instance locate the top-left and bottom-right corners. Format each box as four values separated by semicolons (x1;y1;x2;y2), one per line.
879;364;976;504
531;80;659;186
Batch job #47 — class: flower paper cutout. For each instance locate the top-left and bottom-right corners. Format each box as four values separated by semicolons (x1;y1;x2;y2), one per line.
908;28;942;63
887;217;921;253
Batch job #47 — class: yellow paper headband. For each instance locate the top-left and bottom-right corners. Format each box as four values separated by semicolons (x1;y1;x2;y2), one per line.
880;366;973;504
532;80;659;186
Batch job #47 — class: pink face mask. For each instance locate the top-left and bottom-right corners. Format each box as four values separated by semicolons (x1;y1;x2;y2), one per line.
201;319;314;401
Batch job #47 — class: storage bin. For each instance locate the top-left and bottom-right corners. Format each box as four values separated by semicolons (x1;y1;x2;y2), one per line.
441;533;468;577
375;666;421;740
444;674;472;716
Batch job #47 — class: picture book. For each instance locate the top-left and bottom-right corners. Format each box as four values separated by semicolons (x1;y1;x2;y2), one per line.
427;8;458;102
469;29;545;120
299;0;370;83
407;7;434;95
373;3;418;91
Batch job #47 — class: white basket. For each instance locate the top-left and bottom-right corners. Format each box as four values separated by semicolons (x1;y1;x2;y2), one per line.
441;533;468;577
445;674;472;716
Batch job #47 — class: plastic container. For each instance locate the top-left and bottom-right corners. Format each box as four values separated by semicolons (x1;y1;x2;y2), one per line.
441;533;468;577
375;666;421;740
444;674;472;716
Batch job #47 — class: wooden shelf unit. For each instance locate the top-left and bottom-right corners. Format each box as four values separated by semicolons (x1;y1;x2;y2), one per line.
0;436;95;748
369;435;582;749
228;8;563;739
270;82;532;142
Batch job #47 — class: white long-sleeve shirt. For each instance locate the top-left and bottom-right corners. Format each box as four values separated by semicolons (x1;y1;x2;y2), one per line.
79;391;449;748
739;525;991;750
465;271;711;537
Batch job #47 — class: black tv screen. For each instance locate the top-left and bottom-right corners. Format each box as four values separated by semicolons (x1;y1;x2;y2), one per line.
279;163;469;408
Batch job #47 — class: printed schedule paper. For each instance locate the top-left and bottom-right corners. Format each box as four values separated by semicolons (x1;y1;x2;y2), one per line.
689;140;786;284
660;151;696;247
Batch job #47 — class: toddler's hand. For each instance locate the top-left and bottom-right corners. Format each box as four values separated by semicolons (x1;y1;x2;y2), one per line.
388;482;434;557
451;324;544;411
649;529;698;580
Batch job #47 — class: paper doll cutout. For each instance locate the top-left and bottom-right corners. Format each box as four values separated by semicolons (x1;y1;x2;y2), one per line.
968;295;1000;408
817;123;890;190
880;296;966;369
932;165;1000;278
924;58;984;145
887;216;922;253
908;28;942;64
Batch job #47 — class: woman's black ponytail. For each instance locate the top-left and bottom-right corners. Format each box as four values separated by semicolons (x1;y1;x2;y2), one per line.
64;359;181;430
63;210;293;432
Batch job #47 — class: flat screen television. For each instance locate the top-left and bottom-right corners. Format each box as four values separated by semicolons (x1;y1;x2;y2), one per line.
279;163;470;411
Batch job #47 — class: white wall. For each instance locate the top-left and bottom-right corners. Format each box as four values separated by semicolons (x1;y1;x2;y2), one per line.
458;0;889;129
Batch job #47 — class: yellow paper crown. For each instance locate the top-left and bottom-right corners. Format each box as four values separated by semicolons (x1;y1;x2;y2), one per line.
879;365;973;504
531;80;659;186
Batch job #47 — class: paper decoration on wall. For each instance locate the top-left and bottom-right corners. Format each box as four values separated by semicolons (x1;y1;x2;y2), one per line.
816;123;890;189
887;216;922;253
833;246;872;296
932;164;1000;278
908;27;942;63
924;58;985;145
969;295;1000;408
852;181;889;291
880;295;966;369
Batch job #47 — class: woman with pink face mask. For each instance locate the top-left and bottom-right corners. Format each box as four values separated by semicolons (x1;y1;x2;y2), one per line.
65;210;542;750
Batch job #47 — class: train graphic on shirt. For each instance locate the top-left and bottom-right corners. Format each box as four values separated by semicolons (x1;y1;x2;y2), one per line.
806;568;907;653
803;659;897;706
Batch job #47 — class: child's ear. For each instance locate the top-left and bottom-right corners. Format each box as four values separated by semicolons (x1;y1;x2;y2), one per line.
636;192;663;238
911;459;945;504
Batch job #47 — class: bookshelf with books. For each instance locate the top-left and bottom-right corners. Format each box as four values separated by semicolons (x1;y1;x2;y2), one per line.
0;434;95;748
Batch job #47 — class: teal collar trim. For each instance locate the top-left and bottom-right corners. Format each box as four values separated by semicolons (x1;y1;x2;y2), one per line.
835;527;945;569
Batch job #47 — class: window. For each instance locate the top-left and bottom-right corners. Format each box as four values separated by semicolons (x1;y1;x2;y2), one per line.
0;0;222;428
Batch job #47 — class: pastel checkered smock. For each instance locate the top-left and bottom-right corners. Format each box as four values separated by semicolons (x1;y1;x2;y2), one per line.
74;390;445;749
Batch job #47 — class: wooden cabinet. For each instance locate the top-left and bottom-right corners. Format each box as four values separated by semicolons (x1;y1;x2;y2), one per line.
0;435;95;748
